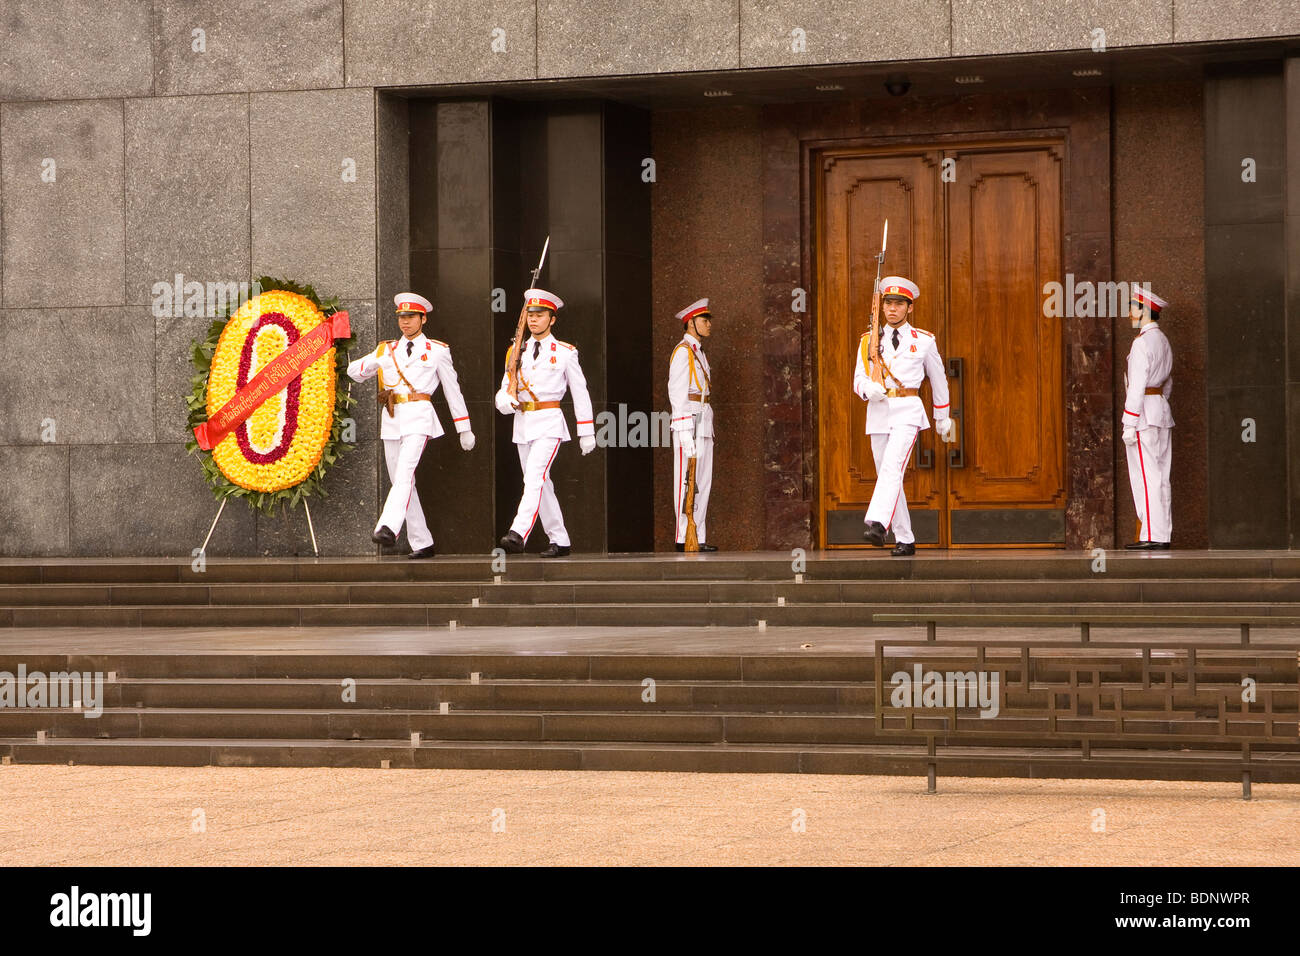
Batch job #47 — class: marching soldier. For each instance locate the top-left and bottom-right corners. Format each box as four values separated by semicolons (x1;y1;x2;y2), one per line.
346;292;475;558
668;298;717;552
1122;287;1174;550
495;288;595;557
854;277;955;556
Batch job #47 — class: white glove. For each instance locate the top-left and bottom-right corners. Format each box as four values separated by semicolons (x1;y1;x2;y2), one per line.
935;418;956;444
494;389;520;415
679;433;697;459
1122;426;1138;446
579;435;596;456
459;431;475;451
863;379;887;402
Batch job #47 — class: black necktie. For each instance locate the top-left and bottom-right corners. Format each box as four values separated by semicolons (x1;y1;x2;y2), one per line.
533;341;540;360
891;328;900;351
406;340;413;356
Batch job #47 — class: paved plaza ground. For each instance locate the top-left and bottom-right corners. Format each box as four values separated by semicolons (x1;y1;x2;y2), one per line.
1;764;1295;866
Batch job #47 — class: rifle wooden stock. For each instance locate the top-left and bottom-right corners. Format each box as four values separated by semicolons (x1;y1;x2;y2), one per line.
684;458;699;552
506;303;528;399
867;283;885;386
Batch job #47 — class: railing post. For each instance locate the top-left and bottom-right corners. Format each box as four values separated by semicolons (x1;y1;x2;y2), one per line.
926;739;937;794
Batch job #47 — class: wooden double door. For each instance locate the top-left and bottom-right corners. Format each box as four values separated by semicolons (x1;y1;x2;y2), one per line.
816;141;1066;547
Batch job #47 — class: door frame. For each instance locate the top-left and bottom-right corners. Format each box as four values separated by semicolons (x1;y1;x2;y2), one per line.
807;131;1070;550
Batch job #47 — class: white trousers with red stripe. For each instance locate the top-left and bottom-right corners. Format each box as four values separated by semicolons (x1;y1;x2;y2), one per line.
672;432;713;545
378;435;432;550
510;438;569;546
1125;425;1172;544
865;426;919;544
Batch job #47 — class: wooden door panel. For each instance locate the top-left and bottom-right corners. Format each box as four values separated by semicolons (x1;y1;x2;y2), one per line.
818;149;942;520
946;147;1065;510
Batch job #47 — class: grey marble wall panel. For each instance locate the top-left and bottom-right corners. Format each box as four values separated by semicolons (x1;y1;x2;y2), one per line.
344;0;536;87
538;0;739;78
0;444;70;556
1175;1;1300;43
0;99;124;309
953;0;1172;56
740;0;950;67
125;94;250;307
254;439;378;556
250;88;375;300
0;0;152;101
69;443;259;556
152;0;343;95
0;307;153;445
1203;71;1285;227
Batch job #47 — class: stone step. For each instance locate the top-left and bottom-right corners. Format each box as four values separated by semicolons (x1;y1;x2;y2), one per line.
3;736;1298;781
7;707;1297;748
3;577;1299;607
3;554;1298;587
5;600;1298;628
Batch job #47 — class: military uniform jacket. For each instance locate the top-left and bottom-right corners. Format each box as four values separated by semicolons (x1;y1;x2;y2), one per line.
668;333;714;439
1122;324;1174;430
346;333;471;441
853;320;951;434
498;334;595;444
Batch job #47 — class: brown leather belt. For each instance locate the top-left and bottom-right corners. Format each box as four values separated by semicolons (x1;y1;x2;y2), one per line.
688;392;709;403
521;400;562;412
392;392;431;403
378;389;432;415
1144;387;1164;395
886;387;920;398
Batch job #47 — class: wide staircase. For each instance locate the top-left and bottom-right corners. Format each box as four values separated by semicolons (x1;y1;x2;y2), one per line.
1;553;1297;780
2;552;1299;628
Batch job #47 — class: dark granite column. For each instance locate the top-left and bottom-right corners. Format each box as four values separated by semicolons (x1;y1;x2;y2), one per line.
1287;57;1300;550
1204;65;1288;548
488;99;653;553
408;99;497;553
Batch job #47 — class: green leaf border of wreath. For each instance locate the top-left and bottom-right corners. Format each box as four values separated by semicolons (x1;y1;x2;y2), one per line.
184;276;358;515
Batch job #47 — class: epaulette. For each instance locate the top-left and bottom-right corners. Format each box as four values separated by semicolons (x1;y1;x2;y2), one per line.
914;328;935;338
556;340;577;351
429;338;448;348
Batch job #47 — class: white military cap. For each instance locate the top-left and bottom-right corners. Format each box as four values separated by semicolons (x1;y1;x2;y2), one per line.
1131;286;1168;313
675;298;711;323
394;292;433;314
879;276;920;301
524;288;563;312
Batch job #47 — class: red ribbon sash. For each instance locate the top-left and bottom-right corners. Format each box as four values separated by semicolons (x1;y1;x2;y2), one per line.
193;311;350;451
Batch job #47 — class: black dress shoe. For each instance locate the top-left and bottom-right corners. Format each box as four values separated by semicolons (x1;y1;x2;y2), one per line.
675;543;685;552
539;542;571;558
698;543;718;552
890;542;916;557
1125;541;1170;551
499;531;525;554
372;526;397;546
863;521;886;546
408;545;437;559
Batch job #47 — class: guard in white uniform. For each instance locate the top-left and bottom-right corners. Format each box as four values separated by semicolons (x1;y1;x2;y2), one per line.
853;277;955;555
1122;286;1174;550
346;292;475;558
495;288;596;558
669;298;717;552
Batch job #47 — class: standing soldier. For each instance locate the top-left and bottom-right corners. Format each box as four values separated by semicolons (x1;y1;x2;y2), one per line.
347;292;475;558
495;288;596;558
854;277;955;556
1122;287;1173;550
668;298;717;552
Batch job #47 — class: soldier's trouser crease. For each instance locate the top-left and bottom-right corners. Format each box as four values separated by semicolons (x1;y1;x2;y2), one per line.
378;434;432;550
673;432;713;544
865;426;920;544
510;438;569;546
1126;425;1172;543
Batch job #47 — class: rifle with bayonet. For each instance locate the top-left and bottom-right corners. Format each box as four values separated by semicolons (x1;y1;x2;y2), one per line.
506;236;551;400
866;219;888;387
